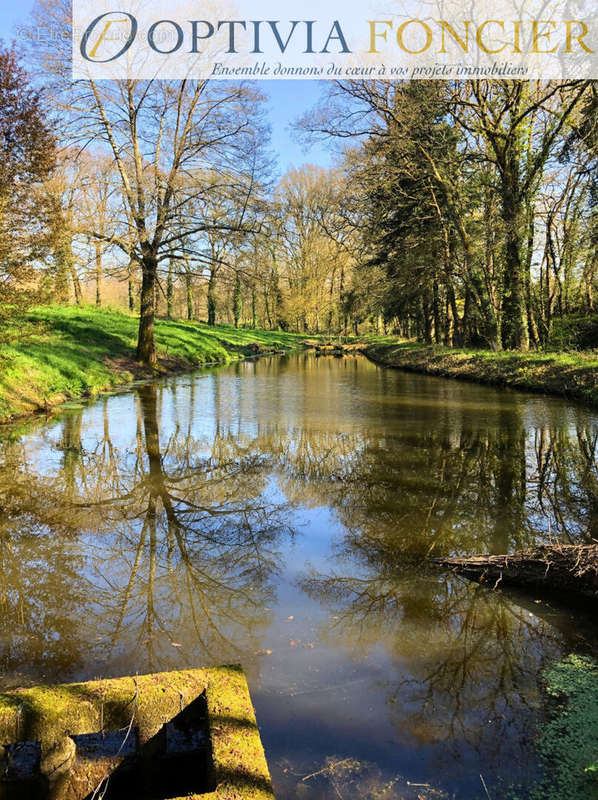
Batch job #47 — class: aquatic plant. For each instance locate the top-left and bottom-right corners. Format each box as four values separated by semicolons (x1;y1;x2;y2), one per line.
530;653;598;800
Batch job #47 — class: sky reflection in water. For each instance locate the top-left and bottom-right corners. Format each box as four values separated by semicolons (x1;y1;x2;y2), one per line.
1;353;598;799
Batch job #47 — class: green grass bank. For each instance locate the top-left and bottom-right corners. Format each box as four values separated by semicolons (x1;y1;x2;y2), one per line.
0;306;306;423
363;340;598;406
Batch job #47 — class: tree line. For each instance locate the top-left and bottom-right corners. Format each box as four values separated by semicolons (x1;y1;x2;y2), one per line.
2;2;598;359
302;80;598;350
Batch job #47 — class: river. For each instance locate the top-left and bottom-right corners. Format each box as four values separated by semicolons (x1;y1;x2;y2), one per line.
1;352;597;799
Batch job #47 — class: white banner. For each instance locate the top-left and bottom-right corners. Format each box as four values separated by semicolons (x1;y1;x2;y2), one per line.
72;0;598;79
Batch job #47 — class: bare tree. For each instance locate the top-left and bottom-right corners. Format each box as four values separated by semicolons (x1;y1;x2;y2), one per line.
29;0;270;362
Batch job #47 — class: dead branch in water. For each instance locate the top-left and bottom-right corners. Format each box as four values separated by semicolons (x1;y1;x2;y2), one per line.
433;544;598;602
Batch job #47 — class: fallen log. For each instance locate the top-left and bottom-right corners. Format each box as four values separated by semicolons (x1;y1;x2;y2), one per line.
301;340;367;354
315;343;365;354
433;544;598;603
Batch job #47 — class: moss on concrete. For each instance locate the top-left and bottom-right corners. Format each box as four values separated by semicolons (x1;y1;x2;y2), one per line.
0;666;274;800
205;666;274;800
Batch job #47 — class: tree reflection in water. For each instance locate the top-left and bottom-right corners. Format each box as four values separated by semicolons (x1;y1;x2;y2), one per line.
0;382;293;681
0;355;597;797
299;551;559;783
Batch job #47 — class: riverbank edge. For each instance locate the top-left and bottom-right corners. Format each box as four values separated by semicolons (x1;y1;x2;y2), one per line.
363;341;598;406
0;346;299;426
0;352;266;426
0;308;308;426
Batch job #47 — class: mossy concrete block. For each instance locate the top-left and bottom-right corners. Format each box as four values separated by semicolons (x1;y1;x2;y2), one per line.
0;665;275;800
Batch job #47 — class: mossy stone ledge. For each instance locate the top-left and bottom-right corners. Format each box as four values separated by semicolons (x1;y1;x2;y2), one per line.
0;665;275;800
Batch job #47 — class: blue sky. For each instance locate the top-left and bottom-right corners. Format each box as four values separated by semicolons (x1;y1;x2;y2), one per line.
0;0;333;175
264;81;333;173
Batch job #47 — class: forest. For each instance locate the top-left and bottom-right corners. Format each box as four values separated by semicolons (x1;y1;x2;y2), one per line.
2;0;598;368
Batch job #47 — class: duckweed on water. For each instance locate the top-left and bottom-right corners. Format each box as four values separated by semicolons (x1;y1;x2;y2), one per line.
529;654;598;800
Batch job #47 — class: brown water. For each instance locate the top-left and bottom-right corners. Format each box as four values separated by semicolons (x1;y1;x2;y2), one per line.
1;352;598;799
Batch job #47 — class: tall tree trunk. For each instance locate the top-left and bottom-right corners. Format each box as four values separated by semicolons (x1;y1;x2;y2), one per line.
264;287;272;329
339;266;347;336
95;242;102;306
501;184;529;351
70;263;82;305
432;280;442;344
185;270;193;320
166;259;174;319
462;287;472;346
524;201;539;349
207;271;216;326
54;254;70;304
422;295;432;344
233;272;242;329
128;265;135;312
443;233;461;346
327;269;337;334
136;254;158;366
483;190;501;350
444;294;453;346
586;271;595;312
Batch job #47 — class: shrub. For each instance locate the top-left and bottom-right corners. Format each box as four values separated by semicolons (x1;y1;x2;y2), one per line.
547;314;598;351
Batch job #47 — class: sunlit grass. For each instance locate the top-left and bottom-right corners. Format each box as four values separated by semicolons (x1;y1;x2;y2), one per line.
0;305;307;421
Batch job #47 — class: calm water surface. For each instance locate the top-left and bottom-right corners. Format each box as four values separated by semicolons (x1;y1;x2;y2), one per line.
1;353;598;799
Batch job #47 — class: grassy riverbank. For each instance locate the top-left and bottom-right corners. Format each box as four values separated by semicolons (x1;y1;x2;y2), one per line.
363;340;598;406
0;306;306;423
